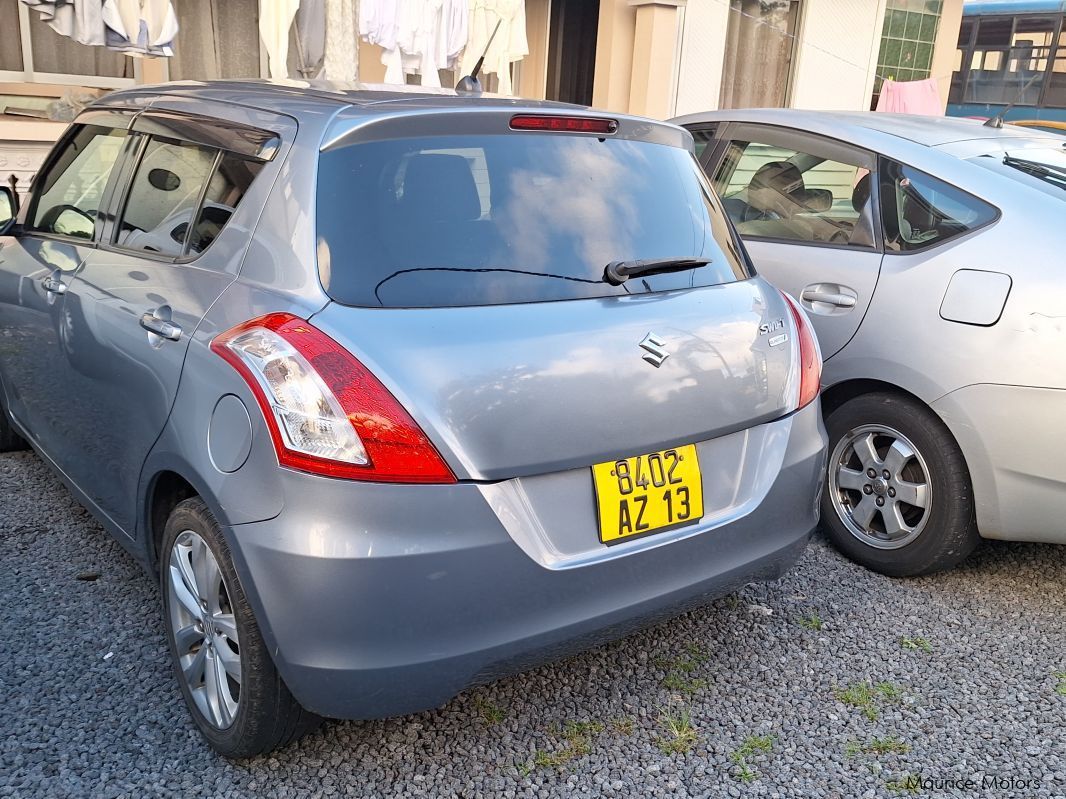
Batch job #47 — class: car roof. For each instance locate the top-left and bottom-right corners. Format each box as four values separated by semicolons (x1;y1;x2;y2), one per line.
671;108;1061;148
99;78;589;117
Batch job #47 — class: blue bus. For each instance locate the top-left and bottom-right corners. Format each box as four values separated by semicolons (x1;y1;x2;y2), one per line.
948;0;1066;125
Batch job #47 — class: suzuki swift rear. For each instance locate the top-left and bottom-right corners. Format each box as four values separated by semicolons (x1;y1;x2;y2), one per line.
2;87;826;757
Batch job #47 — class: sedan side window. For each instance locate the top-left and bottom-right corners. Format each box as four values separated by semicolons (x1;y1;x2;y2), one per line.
114;137;220;256
712;140;876;248
878;160;997;252
27;124;128;241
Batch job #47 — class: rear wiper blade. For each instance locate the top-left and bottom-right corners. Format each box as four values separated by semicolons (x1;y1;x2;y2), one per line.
603;257;710;285
1003;154;1066;181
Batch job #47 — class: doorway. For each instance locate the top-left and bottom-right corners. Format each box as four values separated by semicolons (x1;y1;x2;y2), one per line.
546;0;600;106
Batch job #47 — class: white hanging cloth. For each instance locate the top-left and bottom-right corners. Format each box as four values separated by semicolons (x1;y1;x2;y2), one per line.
19;0;107;47
323;0;360;82
102;0;179;57
461;0;526;95
361;0;468;88
259;0;301;79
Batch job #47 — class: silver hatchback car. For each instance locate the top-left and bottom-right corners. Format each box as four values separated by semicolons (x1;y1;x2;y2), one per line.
672;108;1066;577
0;83;825;757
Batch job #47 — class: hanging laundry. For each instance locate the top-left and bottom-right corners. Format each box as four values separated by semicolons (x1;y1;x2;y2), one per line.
323;0;359;82
102;0;179;57
365;0;468;88
418;0;469;85
441;0;469;70
259;0;301;79
875;78;943;116
380;0;426;86
359;0;400;53
19;0;107;47
293;0;327;78
461;0;527;95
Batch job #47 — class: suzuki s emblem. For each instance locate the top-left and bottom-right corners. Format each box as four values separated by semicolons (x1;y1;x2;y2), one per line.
639;332;670;368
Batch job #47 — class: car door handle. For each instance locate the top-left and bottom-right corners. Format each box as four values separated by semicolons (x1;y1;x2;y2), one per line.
800;288;856;308
42;276;67;295
139;312;182;341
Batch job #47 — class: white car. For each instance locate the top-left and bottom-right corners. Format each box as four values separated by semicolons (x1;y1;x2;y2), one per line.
672;108;1066;576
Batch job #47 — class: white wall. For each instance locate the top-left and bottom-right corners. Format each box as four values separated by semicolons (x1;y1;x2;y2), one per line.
788;0;888;111
673;0;730;116
673;0;888;116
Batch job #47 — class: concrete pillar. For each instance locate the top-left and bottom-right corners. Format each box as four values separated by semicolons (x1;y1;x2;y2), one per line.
592;0;638;113
140;57;166;85
931;0;965;111
518;0;551;100
626;0;686;119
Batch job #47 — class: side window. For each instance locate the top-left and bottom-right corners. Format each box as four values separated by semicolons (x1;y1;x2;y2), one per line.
28;124;128;241
879;160;997;252
185;152;264;254
687;126;718;161
712;139;876;248
115;137;219;256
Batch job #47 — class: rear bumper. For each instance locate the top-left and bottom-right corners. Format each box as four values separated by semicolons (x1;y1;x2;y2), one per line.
933;383;1066;544
226;402;826;719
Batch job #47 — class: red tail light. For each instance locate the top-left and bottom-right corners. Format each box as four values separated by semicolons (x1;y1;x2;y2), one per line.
211;313;456;483
782;293;822;410
510;114;618;134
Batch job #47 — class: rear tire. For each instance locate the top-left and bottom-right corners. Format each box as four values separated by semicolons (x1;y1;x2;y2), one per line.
160;497;320;757
821;392;979;577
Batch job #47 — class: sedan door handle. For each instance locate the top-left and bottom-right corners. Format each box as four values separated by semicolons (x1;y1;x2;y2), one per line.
139;312;182;341
800;288;856;308
42;276;67;295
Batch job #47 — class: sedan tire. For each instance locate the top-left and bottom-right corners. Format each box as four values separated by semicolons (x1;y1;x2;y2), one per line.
821;392;980;577
160;497;320;757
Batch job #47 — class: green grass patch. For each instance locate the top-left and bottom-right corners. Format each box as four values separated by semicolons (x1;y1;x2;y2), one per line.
796;613;823;631
530;720;605;769
656;706;698;755
473;696;505;725
885;773;921;793
1054;671;1066;697
845;736;911;758
610;716;635;735
833;681;904;721
901;636;933;653
662;672;708;696
730;734;774;782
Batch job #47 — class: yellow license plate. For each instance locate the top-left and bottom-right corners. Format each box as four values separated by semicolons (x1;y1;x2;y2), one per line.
592;445;704;545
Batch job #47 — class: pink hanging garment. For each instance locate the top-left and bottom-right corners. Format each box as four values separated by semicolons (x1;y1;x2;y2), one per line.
875;78;943;116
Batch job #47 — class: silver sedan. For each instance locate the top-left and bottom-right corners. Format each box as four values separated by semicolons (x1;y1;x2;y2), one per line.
672;108;1066;576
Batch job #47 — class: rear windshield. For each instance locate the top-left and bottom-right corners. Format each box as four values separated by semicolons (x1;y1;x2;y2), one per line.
316;133;751;308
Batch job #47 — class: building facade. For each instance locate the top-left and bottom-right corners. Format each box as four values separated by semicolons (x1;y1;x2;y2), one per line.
1;0;964;197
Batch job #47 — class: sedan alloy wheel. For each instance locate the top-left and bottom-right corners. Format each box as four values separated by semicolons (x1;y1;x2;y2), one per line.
829;424;931;550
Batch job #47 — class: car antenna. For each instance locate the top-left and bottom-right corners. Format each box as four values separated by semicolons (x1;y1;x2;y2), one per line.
455;20;502;93
983;71;1044;128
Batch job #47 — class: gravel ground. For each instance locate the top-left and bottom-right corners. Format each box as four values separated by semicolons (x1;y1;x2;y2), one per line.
1;449;1064;799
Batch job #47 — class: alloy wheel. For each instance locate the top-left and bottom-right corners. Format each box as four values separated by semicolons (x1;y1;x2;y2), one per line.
167;530;242;729
828;424;931;550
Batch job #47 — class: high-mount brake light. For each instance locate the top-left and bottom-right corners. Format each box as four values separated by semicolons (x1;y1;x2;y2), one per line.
782;292;822;411
509;115;618;135
211;313;456;483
